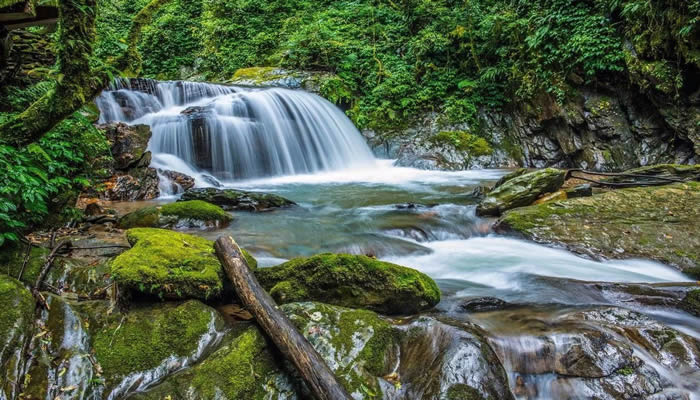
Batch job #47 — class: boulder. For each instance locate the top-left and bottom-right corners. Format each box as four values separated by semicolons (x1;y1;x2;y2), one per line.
180;187;296;211
493;168;528;189
255;253;440;315
0;275;34;400
476;168;566;216
117;200;232;230
101;152;160;201
495;182;700;270
458;296;512;313
111;228;257;300
158;169;195;192
97;122;152;171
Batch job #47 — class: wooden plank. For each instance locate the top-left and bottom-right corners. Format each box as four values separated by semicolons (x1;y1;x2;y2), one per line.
214;236;352;400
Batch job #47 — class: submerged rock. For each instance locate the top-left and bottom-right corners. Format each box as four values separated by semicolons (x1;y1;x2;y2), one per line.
476;168;566;216
118;200;232;229
0;275;34;400
111;228;257;300
180;187;296;211
255;253;441;315
495;182;700;270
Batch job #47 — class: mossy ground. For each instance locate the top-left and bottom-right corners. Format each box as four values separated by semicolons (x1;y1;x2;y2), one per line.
255;253;440;315
496;182;700;270
92;300;219;386
111;228;256;300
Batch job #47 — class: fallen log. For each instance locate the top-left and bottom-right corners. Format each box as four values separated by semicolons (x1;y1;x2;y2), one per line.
214;236;352;400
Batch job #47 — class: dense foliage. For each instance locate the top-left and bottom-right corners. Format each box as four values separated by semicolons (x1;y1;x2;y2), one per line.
96;0;699;134
0;84;110;245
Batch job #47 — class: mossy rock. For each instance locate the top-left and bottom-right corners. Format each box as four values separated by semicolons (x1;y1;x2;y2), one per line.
132;302;400;400
476;168;566;216
0;244;49;285
180;187;296;211
0;275;34;399
495;182;700;270
92;300;226;390
111;228;256;300
118;200;232;229
680;290;700;316
255;253;440;315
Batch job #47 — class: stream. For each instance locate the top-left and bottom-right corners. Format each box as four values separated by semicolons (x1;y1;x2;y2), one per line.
94;80;699;399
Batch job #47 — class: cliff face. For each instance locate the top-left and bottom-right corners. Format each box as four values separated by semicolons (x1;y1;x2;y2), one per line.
371;85;698;172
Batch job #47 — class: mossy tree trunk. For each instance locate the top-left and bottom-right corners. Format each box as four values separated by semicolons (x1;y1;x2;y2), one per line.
0;0;170;147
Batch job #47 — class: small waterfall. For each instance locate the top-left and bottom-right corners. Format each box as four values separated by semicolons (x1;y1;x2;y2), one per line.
96;79;376;181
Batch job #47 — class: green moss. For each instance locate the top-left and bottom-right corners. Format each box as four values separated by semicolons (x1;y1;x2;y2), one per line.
111;228;224;300
160;200;232;223
0;274;34;357
432;131;493;157
256;253;440;315
685;267;700;280
477;168;566;216
117;206;161;229
680;290;700;316
446;384;486;400
231;67;289;84
93;300;219;386
497;182;700;269
0;244;48;285
617;366;635;376
111;228;257;300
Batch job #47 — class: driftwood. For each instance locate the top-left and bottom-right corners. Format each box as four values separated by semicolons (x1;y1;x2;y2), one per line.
214;236;352;400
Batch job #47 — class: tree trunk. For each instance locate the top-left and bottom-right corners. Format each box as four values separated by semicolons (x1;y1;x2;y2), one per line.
214;236;352;400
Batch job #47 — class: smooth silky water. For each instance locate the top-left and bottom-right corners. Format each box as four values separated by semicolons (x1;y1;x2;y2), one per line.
98;80;699;399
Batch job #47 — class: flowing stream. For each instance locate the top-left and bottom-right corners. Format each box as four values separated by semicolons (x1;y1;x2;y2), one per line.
96;80;700;399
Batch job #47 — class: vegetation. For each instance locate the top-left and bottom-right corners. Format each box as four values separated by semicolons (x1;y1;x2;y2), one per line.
94;0;698;135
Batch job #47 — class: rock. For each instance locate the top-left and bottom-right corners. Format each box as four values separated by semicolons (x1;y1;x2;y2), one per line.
458;297;512;313
97;122;152;171
111;228;257;300
180;187;296;211
102;156;160;201
255;253;440;315
181;105;204;115
533;190;567;205
83;202;103;216
158;169;195;192
118;200;232;230
21;296;226;399
228;67;334;93
476;168;566;216
565;183;593;198
602;164;700;184
680;289;700;316
495;182;700;270
0;275;34;400
493;168;528;189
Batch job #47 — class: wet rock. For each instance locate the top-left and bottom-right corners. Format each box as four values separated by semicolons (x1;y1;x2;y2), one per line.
228;67;334;93
111;228;256;300
476;168;566;216
180;187;296;211
101;154;160;201
393;317;514;400
97;122;152;171
118;200;232;230
493;168;528;189
533;190;567;205
255;253;441;315
458;297;512;313
680;289;700;316
602;164;700;185
158;169;195;192
495;182;700;270
565;183;593;198
0;275;34;400
181;105;205;115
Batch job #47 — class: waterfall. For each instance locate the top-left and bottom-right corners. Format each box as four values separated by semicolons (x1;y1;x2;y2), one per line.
96;79;376;182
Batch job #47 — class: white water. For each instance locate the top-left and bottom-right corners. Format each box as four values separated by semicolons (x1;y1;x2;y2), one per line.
96;79;375;181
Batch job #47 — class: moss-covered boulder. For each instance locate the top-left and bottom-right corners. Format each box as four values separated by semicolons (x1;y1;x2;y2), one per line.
180;187;296;211
476;168;566;216
495;182;700;270
118;200;232;229
0;275;34;399
255;253;440;315
111;228;256;300
0;244;48;285
132;302;400;399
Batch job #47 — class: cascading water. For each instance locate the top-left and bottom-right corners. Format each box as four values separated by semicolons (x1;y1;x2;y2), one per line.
96;79;376;183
